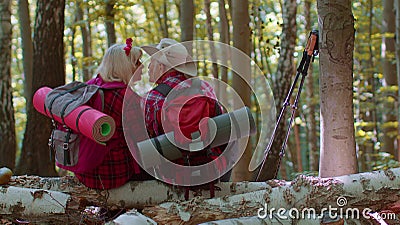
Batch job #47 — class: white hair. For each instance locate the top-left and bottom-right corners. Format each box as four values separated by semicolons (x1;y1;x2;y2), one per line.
95;43;142;84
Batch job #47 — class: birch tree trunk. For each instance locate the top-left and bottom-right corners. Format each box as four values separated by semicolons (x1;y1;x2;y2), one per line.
0;0;16;170
317;0;357;177
143;168;400;224
7;176;272;209
2;168;400;224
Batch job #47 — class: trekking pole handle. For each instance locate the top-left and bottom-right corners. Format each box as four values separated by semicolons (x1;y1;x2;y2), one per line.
305;30;319;57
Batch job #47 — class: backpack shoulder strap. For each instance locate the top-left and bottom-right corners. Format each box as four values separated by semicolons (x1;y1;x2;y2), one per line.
97;88;105;112
154;83;173;97
191;78;201;89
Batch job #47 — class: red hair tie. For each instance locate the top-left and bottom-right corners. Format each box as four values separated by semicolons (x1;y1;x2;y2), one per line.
124;38;133;56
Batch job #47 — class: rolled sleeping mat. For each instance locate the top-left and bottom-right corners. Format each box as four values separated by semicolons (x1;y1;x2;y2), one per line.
137;106;256;169
206;106;256;148
33;87;116;144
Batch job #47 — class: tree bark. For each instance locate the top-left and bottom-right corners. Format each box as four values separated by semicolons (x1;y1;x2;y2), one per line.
2;168;400;224
107;209;157;225
70;24;77;81
317;0;357;177
143;168;400;224
180;0;194;54
76;0;92;81
0;0;16;170
218;0;230;102
162;0;169;38
7;176;272;209
105;0;116;47
230;0;253;181
17;0;65;176
396;0;400;162
305;0;319;173
204;0;218;81
17;0;33;108
0;186;69;216
256;0;297;181
381;0;397;156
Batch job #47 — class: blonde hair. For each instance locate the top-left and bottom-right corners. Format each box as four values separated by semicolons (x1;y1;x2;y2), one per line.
95;43;142;84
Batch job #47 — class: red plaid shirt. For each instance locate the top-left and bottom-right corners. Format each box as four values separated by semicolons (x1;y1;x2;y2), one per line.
74;75;151;189
143;71;225;166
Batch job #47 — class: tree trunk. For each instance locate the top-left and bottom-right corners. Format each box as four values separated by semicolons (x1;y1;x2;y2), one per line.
256;0;297;181
204;0;218;81
218;0;230;102
77;0;92;81
305;0;319;173
17;0;33;108
180;0;194;54
179;0;194;41
396;0;400;161
2;168;400;224
294;117;303;172
70;23;77;81
0;0;16;170
150;0;168;40
231;0;253;181
7;176;272;209
143;168;400;224
317;0;357;177
17;0;65;176
394;1;400;161
105;0;116;47
162;0;169;38
381;0;397;156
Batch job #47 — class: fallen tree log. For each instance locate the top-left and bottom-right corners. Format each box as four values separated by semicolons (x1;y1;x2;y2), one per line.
105;209;157;225
0;177;277;224
142;168;400;224
0;186;69;215
2;168;400;224
7;175;275;209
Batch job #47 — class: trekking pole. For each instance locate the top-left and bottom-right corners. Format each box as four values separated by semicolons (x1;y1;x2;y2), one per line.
256;30;319;181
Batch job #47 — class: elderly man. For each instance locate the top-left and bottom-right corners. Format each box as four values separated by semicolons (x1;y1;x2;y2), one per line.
141;38;231;198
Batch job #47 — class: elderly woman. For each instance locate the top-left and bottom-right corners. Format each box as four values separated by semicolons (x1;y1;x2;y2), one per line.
57;38;152;189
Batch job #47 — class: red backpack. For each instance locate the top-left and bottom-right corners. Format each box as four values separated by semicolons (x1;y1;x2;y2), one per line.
154;78;228;198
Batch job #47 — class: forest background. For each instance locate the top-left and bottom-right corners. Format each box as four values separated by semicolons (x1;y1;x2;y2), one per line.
0;0;398;181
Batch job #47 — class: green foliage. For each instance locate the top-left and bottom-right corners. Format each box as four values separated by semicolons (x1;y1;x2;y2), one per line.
368;152;400;171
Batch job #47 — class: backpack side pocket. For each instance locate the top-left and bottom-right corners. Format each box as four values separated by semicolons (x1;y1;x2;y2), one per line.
52;129;80;166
